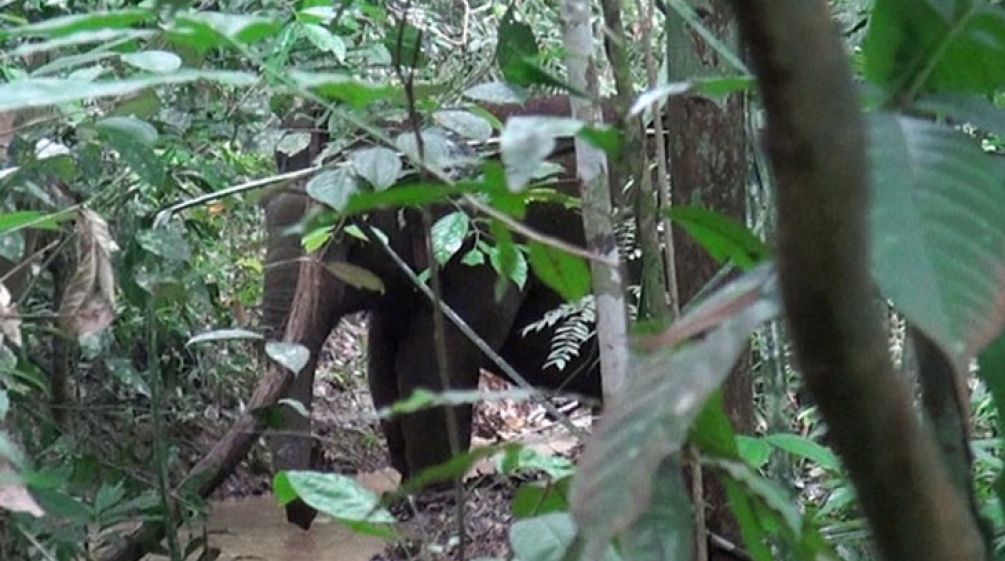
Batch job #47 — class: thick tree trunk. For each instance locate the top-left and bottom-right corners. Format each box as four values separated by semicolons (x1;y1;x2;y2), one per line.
666;2;752;557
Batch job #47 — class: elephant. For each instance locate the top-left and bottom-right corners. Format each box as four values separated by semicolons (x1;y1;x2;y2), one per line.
262;97;610;527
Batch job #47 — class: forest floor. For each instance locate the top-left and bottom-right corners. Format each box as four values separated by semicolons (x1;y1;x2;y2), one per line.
199;314;591;561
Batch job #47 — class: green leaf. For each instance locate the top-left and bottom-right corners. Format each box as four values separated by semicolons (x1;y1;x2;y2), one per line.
350;147;401;191
978;332;1005;529
461;248;485;266
498;446;575;480
300;23;346;61
510;513;576;561
431;211;470;265
395;129;454;169
9;29;156;58
170;12;280;51
868;113;1005;364
864;0;1005;96
668;205;769;271
496;9;540;86
0;211;66;235
511;479;571;520
0;71;258;112
95;116;158;146
528;242;590;302
306;169;359;211
121;50;182;74
735;436;773;469
342;182;478;215
384;23;425;69
487;222;528;290
2;9;153;39
265;341;310;376
569;266;779;556
290;71;394;109
323;261;385;293
501;116;583;192
187;328;264;346
764;434;840;471
434;110;493;142
273;471;394;537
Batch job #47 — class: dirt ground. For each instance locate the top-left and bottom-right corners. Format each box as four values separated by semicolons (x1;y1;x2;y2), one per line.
207;315;592;561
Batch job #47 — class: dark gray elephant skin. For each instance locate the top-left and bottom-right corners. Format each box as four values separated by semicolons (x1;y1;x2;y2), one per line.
262;98;605;528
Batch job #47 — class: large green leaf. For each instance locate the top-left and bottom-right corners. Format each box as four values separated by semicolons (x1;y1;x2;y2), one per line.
868;113;1005;364
1;9;153;39
168;12;280;51
527;242;591;303
430;211;470;265
667;205;769;271
0;71;258;111
569;265;779;557
273;471;393;537
864;0;1005;96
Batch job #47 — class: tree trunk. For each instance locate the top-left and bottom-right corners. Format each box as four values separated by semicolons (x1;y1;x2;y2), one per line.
559;0;629;400
666;1;752;557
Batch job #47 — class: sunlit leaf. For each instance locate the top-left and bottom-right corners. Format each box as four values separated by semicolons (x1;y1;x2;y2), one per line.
121;50;182;74
431;211;470;265
764;433;841;471
1;9;152;39
187;328;264;345
0;71;258;111
501;116;583;192
273;471;393;537
265;341;310;376
300;23;346;61
170;12;280;51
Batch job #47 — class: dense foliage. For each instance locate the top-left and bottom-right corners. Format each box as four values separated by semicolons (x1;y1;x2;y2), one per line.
0;1;1004;560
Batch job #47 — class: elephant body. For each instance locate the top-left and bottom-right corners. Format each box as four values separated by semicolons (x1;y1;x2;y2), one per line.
262;98;607;526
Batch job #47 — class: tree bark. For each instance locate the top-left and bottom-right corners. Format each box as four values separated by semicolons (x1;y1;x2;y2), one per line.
730;1;987;560
666;2;752;556
560;0;629;400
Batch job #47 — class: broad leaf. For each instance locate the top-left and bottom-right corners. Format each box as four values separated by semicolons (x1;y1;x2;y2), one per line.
569;265;779;556
95;116;158;146
667;205;769;271
350;147;401;191
290;71;394;109
617;459;692;561
1;9;152;39
323;261;385;293
434;110;493;142
170;12;280;51
265;341;309;376
528;242;591;302
300;23;346;61
764;434;840;471
121;51;182;74
273;471;393;537
0;71;258;112
868;113;1005;364
0;211;66;235
501;116;583;192
864;0;1005;96
916;93;1005;139
306;168;359;211
431;211;470;265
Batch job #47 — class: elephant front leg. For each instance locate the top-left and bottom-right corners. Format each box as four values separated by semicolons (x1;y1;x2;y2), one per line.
393;263;525;478
367;311;409;477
